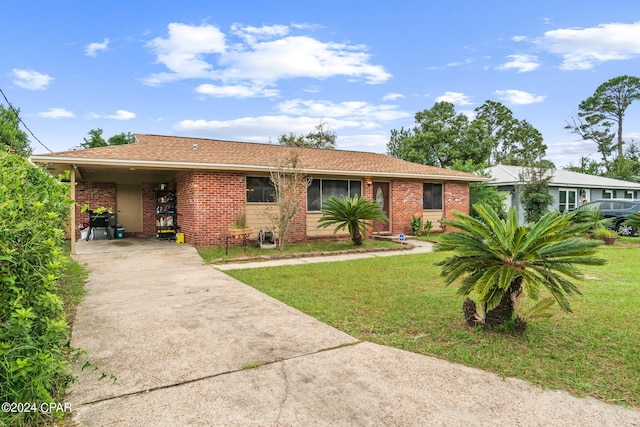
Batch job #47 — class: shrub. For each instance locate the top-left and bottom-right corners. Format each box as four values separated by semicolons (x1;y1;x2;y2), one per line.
0;150;74;426
317;195;388;245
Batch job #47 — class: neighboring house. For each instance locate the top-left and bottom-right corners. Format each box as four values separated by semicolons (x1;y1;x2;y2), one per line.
31;134;483;252
486;164;640;223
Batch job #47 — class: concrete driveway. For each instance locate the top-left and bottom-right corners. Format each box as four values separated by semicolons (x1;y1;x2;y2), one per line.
68;238;640;426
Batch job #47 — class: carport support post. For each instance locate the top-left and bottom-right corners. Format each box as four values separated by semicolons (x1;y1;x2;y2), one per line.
70;166;76;255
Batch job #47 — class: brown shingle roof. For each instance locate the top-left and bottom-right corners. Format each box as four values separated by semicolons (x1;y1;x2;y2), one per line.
32;134;483;181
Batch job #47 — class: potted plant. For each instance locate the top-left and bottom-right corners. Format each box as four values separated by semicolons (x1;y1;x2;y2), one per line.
80;203;109;214
593;227;618;245
229;209;252;237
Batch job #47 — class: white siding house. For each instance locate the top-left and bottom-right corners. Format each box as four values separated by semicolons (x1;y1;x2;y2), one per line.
485;165;640;223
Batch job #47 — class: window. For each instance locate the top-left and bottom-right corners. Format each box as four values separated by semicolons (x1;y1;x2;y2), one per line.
625;191;634;199
558;188;577;212
246;177;275;203
307;179;362;211
423;183;443;210
603;190;614;199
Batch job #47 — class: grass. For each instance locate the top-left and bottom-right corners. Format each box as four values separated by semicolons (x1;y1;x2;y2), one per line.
197;238;400;263
58;257;89;327
225;236;640;408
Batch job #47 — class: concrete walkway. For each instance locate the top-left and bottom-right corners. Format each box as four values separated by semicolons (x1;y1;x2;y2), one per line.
215;238;435;270
67;238;640;426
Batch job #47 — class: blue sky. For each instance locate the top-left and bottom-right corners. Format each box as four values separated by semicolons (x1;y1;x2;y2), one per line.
3;1;640;167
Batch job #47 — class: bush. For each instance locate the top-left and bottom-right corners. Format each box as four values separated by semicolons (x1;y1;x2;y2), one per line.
0;150;74;426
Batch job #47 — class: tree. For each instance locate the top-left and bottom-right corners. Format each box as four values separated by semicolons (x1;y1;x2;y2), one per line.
564;155;603;176
436;204;605;331
81;128;107;149
0;104;30;157
567;75;640;177
317;195;388;245
473;100;547;166
81;129;135;149
580;75;640;158
451;159;505;219
267;152;308;250
473;100;518;166
386;102;490;168
278;120;336;149
564;115;616;176
517;165;554;223
108;132;135;146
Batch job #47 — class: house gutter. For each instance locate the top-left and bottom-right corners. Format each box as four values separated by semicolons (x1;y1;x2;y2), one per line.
30;155;488;182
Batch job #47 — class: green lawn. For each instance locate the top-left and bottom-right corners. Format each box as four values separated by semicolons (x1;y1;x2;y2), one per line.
225;237;640;408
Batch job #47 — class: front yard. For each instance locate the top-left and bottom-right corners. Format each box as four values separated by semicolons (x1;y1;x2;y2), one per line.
225;237;640;408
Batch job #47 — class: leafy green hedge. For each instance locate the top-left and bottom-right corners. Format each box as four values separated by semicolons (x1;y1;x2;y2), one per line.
0;150;74;426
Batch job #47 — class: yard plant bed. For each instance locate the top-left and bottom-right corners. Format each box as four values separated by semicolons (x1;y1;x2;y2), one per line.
226;238;640;408
197;239;403;264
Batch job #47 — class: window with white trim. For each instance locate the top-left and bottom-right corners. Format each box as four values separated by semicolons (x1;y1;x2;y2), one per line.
558;188;577;212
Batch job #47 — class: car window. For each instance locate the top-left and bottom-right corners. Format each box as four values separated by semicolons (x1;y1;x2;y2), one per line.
622;201;634;209
610;201;623;209
600;201;612;209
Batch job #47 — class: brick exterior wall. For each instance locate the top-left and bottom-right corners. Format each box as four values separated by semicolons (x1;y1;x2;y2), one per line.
142;183;157;236
176;172;247;246
75;175;471;245
284;180;307;244
391;180;423;234
74;182;116;239
443;181;470;219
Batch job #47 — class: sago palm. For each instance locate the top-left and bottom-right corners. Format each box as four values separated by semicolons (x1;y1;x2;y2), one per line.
436;204;605;330
317;195;388;245
622;211;640;236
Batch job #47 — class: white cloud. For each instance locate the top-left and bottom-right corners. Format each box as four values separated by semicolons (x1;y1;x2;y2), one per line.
106;110;136;120
277;99;410;121
144;22;227;85
382;93;404;101
143;22;391;88
176;99;410;144
12;69;53;90
38;108;74;118
89;110;136;120
497;54;540;73
495;89;546;105
86;38;109;57
195;83;279;98
230;23;289;44
512;36;526;42
540;22;640;70
435;91;473;106
446;57;475;67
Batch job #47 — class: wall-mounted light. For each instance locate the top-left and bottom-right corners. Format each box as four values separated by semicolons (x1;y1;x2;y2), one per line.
365;178;372;186
580;189;586;198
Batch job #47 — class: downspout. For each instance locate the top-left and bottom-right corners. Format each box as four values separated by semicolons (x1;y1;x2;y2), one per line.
70;167;76;256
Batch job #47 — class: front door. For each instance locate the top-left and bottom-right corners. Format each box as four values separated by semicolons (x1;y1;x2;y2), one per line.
372;182;390;232
116;184;142;233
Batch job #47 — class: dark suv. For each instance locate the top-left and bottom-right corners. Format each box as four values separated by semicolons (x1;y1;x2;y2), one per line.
578;199;640;236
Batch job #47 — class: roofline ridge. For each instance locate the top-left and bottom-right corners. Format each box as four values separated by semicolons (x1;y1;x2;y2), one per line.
134;133;400;156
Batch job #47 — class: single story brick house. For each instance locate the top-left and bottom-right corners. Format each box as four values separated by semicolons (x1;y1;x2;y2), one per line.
31;134;482;253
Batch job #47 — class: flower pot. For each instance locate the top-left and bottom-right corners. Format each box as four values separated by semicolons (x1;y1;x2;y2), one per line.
229;227;252;237
602;236;617;245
